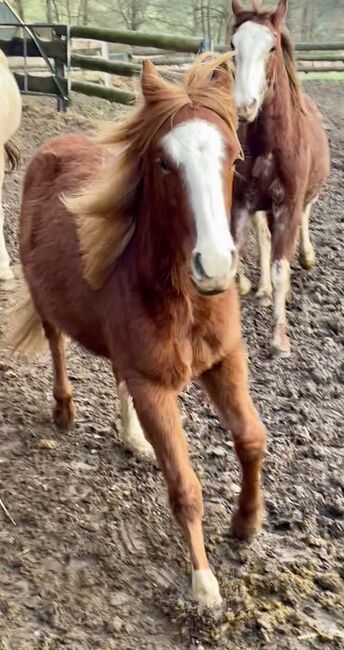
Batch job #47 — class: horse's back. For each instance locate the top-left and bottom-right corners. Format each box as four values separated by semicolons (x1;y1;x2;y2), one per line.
21;133;103;260
20;133;109;356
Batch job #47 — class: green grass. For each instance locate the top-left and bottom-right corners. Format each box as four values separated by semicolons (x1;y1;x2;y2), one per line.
300;71;344;81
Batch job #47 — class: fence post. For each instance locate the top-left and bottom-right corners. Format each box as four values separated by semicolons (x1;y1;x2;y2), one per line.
53;29;67;112
199;37;213;53
101;41;112;88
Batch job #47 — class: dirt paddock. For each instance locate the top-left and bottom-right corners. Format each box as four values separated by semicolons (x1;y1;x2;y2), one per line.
0;82;343;649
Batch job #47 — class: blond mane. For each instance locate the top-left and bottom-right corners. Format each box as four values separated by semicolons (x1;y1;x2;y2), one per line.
64;52;237;289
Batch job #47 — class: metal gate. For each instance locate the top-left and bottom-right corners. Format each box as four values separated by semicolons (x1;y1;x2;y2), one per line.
0;0;68;111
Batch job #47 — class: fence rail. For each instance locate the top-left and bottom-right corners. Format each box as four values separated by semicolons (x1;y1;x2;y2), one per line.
66;26;206;54
3;23;344;107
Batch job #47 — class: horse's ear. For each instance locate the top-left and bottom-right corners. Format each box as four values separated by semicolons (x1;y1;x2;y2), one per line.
273;0;288;25
232;0;244;15
141;59;165;102
210;60;232;92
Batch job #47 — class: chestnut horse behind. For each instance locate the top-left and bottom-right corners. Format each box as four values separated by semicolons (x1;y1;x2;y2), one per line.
231;0;330;355
9;55;266;607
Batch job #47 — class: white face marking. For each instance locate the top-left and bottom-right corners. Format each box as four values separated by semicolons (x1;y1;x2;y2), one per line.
162;119;236;292
232;21;275;121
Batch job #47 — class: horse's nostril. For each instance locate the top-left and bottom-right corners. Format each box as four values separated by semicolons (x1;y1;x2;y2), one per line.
248;99;258;110
193;252;206;279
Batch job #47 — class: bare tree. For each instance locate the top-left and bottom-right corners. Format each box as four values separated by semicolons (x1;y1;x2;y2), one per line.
78;0;89;24
46;0;53;22
12;0;25;19
113;0;151;31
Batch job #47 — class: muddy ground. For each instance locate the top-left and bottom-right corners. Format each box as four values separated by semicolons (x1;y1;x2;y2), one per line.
0;82;343;650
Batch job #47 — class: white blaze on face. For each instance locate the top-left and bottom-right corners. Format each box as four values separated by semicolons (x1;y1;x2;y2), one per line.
162;119;236;292
232;21;275;121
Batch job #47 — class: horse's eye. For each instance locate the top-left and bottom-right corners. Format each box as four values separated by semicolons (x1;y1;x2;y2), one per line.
158;158;170;173
270;45;277;52
230;41;235;51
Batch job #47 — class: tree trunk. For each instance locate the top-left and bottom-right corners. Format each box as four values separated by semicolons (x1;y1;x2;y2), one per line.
82;0;89;25
224;5;232;45
52;0;60;22
192;1;200;36
206;1;212;41
14;0;25;20
46;0;53;23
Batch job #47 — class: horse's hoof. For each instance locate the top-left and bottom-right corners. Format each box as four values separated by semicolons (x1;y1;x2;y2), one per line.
300;248;315;271
271;326;291;357
53;400;75;430
256;289;272;307
192;569;222;609
238;275;252;296
231;506;263;541
125;435;156;464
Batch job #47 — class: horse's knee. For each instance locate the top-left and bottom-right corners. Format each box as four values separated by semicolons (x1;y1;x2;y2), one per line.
234;421;266;464
169;471;203;524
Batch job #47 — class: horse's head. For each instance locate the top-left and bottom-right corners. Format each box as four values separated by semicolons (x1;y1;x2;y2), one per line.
231;0;288;122
139;57;241;295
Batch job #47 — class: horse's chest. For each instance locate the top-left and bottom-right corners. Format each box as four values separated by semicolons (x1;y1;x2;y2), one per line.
134;328;224;389
191;330;224;377
249;152;277;209
235;128;281;211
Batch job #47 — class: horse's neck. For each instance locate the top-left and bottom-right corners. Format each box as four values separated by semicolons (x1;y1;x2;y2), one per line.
134;199;192;301
255;57;300;152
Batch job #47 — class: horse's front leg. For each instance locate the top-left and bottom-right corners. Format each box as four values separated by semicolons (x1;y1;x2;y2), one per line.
231;204;252;296
126;376;222;608
299;200;316;270
253;211;272;306
270;202;301;356
201;342;266;540
112;365;155;461
0;146;14;283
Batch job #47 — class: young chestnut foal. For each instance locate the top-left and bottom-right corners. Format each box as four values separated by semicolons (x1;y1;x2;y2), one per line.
10;55;266;607
231;0;330;355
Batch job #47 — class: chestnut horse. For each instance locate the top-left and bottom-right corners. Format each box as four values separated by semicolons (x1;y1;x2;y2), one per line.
9;55;266;607
0;50;21;285
231;0;330;355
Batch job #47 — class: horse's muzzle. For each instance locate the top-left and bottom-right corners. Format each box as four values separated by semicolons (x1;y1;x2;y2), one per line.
191;250;238;295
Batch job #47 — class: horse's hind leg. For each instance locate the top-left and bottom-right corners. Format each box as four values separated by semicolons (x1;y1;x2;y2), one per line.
201;342;266;540
237;262;252;296
126;378;221;608
112;366;155;461
0;146;14;283
299;201;316;270
43;321;75;430
253;211;272;306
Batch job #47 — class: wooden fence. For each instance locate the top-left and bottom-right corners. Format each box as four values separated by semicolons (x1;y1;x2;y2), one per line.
68;29;344;104
2;23;344;108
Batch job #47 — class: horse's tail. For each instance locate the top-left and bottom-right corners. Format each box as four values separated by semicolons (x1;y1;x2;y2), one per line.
5;286;46;357
5;138;21;172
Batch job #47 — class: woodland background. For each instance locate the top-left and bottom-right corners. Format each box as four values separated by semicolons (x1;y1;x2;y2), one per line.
10;1;344;44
